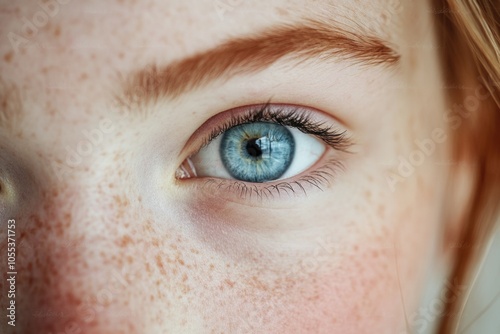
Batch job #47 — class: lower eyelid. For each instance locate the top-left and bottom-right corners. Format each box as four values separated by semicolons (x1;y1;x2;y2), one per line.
176;153;345;206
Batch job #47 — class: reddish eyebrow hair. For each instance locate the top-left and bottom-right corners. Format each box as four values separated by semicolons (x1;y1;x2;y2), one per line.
119;19;400;108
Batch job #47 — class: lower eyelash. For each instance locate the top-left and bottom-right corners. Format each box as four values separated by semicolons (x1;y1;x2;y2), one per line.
198;158;344;201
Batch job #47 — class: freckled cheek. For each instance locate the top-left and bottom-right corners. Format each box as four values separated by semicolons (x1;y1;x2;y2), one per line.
4;187;160;332
160;221;389;331
176;244;402;333
137;173;441;332
293;216;433;332
264;241;422;334
238;222;429;332
29;189;427;333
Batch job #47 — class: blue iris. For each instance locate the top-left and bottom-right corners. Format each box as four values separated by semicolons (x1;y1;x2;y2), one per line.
219;122;295;182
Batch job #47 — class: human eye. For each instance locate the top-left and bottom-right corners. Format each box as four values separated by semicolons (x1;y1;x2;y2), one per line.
175;103;353;201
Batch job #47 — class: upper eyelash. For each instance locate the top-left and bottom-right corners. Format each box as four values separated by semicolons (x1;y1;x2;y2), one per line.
200;103;353;152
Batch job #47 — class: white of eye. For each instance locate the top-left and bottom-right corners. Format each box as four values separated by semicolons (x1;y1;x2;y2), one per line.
190;126;326;182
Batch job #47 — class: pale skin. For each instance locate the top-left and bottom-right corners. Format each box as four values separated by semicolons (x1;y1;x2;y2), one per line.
0;0;475;333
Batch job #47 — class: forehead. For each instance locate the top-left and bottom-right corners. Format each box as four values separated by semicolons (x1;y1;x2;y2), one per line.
0;0;410;57
0;0;427;134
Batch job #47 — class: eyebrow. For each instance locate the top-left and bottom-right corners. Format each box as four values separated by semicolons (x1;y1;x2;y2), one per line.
119;19;400;109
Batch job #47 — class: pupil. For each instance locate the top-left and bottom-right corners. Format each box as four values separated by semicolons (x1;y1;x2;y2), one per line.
246;138;262;157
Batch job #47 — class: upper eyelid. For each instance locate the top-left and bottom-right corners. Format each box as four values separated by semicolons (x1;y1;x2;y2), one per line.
205;105;352;150
180;103;354;160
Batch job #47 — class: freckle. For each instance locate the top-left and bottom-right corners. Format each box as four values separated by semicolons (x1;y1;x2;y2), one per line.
54;25;61;37
248;275;269;291
224;279;235;288
306;293;320;302
364;190;372;200
377;205;385;218
275;7;289;16
156;255;166;275
79;72;88;81
144;220;154;232
32;215;43;228
3;51;13;63
117;235;133;248
63;212;71;221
